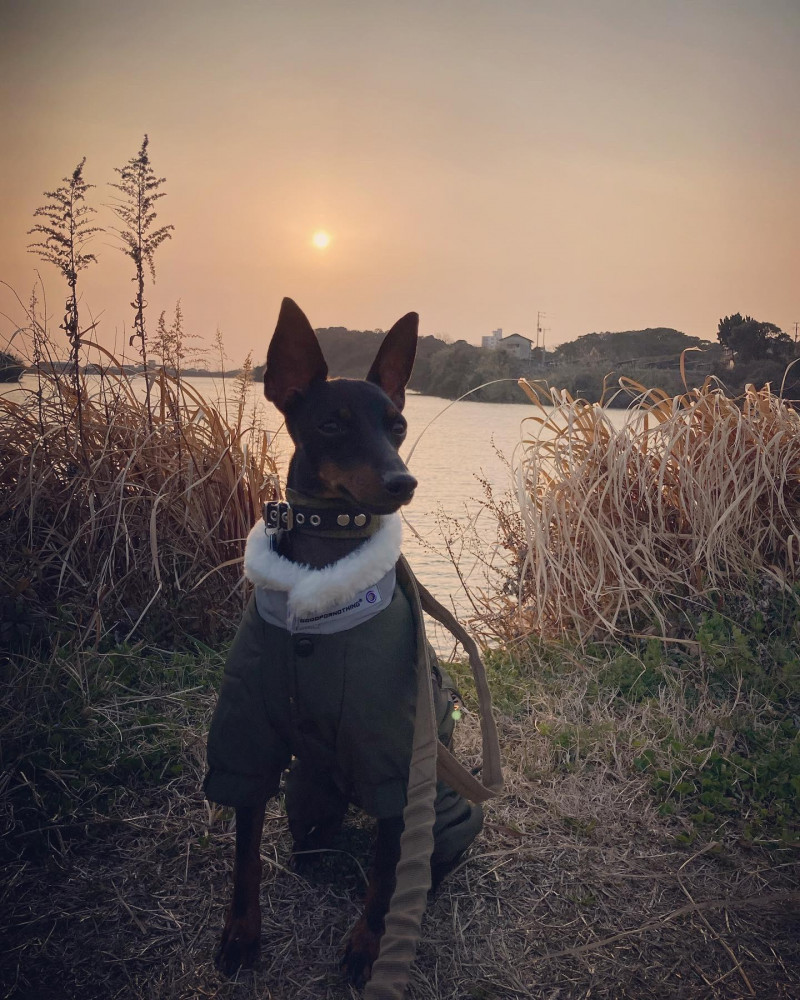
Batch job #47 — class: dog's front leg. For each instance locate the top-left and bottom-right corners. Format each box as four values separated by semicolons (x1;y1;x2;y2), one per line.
215;802;267;976
341;815;403;987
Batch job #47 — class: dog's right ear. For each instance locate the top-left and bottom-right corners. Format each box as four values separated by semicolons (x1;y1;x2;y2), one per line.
263;298;329;412
366;312;418;411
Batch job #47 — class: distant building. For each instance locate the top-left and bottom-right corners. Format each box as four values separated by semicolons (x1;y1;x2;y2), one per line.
482;328;533;361
481;328;503;349
498;333;533;361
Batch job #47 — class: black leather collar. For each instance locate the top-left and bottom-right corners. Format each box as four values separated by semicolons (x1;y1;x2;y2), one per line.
262;495;380;537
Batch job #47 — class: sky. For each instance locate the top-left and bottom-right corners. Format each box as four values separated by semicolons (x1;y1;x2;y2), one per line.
1;0;798;366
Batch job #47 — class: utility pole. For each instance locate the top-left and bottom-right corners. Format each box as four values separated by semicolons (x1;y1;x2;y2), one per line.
536;311;545;352
536;311;550;367
536;311;547;365
794;321;799;344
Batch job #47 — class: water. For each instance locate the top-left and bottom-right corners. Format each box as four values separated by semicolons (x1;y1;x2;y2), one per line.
4;373;630;628
175;378;631;622
189;381;529;598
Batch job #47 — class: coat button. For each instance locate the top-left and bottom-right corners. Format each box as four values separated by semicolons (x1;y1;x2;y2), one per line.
294;637;314;657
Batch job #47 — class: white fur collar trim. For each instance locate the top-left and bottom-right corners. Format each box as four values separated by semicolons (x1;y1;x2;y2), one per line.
243;514;403;618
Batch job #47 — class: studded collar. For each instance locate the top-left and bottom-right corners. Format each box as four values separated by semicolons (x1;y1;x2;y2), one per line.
262;488;381;539
243;511;403;618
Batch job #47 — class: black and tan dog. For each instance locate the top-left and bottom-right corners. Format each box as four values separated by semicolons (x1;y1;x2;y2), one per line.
205;298;482;987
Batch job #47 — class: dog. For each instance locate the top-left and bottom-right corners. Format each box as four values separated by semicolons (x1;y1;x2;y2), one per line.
205;298;483;987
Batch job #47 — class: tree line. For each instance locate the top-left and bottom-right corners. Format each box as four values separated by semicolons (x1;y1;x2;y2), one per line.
254;318;798;406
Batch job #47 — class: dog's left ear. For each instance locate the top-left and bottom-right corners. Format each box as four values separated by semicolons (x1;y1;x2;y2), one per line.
366;312;418;411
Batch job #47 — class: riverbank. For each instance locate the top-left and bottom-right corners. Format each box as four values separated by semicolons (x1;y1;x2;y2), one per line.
2;359;798;998
2;620;798;999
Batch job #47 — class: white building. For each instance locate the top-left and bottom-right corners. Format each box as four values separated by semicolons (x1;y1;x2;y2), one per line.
481;328;533;361
481;328;503;349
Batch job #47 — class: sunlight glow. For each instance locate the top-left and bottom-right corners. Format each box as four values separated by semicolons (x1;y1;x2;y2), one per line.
311;230;331;249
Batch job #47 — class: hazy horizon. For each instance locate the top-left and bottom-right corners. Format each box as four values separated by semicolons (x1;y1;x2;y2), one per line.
2;0;798;366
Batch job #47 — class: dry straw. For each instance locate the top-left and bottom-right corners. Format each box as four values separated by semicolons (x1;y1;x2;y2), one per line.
507;375;800;640
0;341;278;647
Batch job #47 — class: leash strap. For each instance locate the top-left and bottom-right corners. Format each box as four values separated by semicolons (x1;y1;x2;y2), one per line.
419;580;504;800
364;557;503;1000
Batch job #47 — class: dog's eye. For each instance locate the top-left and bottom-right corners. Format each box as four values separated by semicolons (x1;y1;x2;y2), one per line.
319;419;343;436
391;419;407;438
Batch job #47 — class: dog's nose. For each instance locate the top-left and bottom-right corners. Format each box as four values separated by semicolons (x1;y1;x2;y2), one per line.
382;471;417;502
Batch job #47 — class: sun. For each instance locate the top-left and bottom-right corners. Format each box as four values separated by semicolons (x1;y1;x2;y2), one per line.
311;230;331;250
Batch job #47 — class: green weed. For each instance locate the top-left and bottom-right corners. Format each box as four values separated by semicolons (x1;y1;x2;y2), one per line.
1;644;223;856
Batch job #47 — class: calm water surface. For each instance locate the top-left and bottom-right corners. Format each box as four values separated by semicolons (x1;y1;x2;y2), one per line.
7;374;630;625
187;379;633;620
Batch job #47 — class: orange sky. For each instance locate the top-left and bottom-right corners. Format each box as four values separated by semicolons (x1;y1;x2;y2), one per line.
1;0;798;366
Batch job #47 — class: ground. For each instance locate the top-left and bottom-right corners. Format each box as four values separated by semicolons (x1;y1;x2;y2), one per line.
2;635;798;1000
4;794;798;999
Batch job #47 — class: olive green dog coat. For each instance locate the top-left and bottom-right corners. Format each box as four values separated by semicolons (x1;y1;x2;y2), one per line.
205;516;482;861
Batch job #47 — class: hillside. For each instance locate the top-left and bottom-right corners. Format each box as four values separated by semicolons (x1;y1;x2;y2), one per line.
552;327;716;365
252;326;726;406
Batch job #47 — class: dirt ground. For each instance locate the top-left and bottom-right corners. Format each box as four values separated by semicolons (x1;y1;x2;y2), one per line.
2;704;798;1000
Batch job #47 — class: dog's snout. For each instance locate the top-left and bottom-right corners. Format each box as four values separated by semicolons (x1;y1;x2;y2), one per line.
382;471;417;502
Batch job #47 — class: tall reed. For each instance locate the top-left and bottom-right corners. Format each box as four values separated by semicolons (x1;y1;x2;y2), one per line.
1;338;277;648
485;377;800;640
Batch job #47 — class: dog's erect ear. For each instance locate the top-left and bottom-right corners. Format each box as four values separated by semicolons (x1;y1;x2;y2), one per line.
264;298;329;412
366;312;418;411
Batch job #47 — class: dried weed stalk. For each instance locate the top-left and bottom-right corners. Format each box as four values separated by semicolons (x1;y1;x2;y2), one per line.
481;377;800;640
0;339;277;647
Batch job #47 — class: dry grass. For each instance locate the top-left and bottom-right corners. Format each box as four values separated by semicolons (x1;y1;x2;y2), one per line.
1;643;798;1000
501;377;800;641
0;340;277;648
2;352;798;998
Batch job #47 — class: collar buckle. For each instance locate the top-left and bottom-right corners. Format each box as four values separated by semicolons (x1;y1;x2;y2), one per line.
263;500;293;534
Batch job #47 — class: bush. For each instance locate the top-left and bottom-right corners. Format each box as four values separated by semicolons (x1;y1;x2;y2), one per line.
490;377;800;640
0;343;277;650
0;349;25;381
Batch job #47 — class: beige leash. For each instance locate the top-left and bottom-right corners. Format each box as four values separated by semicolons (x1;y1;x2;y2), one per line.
364;557;503;1000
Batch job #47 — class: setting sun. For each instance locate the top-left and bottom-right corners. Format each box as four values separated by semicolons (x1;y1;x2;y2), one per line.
311;230;331;250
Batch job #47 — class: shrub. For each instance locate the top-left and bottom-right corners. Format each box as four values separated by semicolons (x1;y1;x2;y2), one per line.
498;377;800;640
0;341;277;649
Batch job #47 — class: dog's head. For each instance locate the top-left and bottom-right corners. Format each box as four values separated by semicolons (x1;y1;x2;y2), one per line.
263;298;419;513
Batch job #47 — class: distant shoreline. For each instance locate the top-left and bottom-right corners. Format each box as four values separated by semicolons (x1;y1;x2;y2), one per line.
21;363;241;379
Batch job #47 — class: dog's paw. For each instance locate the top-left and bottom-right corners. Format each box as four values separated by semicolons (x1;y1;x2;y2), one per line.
214;908;261;977
341;917;382;988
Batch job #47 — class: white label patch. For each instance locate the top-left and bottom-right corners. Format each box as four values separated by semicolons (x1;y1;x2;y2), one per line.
255;568;395;636
291;584;383;630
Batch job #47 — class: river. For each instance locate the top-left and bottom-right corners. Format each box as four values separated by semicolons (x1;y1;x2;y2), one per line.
5;373;631;632
179;378;633;625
